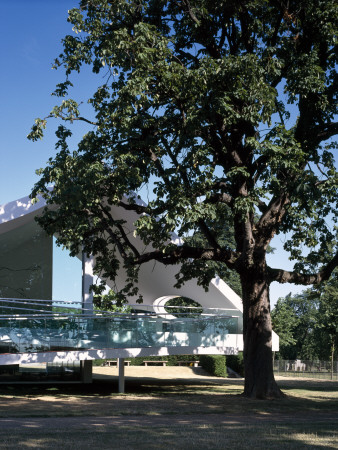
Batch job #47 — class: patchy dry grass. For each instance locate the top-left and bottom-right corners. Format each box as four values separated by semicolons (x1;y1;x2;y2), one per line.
0;374;336;418
0;368;336;449
0;422;337;449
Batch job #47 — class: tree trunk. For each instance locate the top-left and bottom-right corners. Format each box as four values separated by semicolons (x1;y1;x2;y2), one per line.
241;275;285;399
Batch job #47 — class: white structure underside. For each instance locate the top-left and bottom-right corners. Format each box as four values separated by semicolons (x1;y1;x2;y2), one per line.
0;343;240;366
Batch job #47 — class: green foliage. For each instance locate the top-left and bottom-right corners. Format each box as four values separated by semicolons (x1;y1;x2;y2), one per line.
199;355;226;377
29;0;338;300
271;295;303;359
226;353;245;377
272;275;338;361
309;273;338;361
94;289;132;312
93;359;105;366
184;204;242;296
272;293;319;360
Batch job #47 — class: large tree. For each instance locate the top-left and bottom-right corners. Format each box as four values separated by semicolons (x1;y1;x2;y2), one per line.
29;0;338;398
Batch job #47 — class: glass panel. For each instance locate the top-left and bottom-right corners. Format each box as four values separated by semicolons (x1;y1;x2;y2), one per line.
0;300;239;353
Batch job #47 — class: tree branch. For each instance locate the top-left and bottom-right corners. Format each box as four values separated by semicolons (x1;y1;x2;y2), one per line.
311;122;338;145
117;200;166;217
180;0;199;25
161;136;221;250
134;244;238;267
179;0;222;59
268;250;338;285
99;204;140;258
47;113;98;127
205;192;233;206
255;192;290;244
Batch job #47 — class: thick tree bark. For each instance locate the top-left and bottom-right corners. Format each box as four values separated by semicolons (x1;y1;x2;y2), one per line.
241;275;285;399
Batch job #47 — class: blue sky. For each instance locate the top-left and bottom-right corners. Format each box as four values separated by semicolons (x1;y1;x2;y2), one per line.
1;0;84;302
0;0;305;306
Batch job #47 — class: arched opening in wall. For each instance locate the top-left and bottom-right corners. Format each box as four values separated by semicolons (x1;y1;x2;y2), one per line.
164;297;203;318
152;295;203;319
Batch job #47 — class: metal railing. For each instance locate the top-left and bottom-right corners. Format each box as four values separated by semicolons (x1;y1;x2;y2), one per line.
273;359;338;380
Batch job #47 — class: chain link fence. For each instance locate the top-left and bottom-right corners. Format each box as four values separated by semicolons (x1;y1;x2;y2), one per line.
273;359;338;380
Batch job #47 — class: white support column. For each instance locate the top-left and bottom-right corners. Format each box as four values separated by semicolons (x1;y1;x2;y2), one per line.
81;360;93;383
82;252;94;314
118;358;125;393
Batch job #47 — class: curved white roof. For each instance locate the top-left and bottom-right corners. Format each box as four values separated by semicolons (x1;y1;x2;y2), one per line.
0;194;243;315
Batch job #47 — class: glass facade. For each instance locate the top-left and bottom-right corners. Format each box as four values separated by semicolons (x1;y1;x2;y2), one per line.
0;300;238;354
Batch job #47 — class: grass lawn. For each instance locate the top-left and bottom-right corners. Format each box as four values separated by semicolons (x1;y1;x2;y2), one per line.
0;421;337;449
0;369;336;449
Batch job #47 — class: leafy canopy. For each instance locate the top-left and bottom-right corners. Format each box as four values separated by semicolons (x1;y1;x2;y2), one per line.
29;0;338;301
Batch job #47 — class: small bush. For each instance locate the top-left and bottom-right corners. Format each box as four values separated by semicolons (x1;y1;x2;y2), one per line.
226;353;244;377
199;355;226;377
93;359;105;366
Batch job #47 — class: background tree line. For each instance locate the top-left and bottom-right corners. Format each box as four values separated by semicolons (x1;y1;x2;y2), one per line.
271;273;338;362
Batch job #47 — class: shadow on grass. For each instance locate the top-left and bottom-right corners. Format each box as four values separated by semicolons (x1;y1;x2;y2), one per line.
277;378;338;392
0;420;337;449
0;376;337;419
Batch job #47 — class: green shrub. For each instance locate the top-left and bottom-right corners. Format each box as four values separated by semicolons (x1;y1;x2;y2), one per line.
128;357;144;366
98;354;201;366
226;353;244;377
93;359;105;366
199;355;226;377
